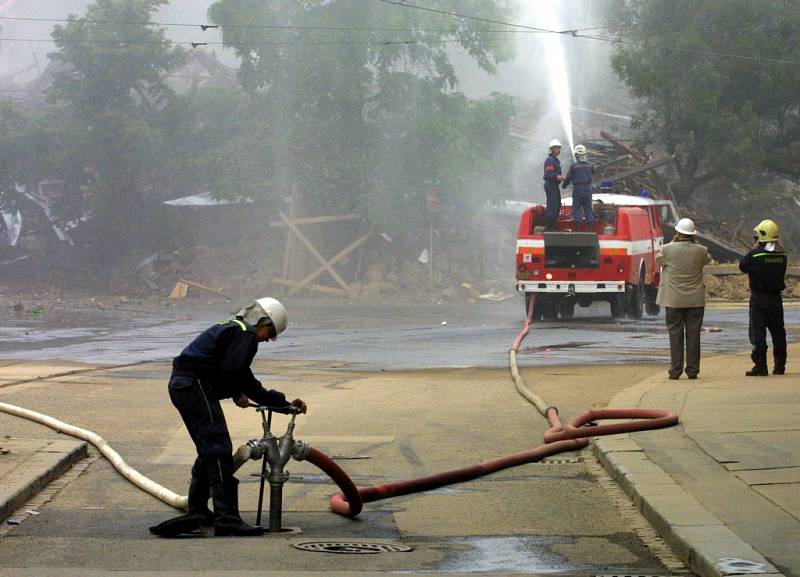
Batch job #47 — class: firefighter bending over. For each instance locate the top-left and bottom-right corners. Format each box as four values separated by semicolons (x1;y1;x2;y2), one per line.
562;144;595;231
150;297;307;538
739;219;787;376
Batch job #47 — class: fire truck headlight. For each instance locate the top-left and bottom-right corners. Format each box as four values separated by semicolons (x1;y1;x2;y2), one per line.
545;273;553;280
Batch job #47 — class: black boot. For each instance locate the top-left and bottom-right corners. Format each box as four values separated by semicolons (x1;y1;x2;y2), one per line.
149;513;204;537
774;350;786;375
748;349;768;377
745;366;769;377
212;478;264;537
188;476;216;527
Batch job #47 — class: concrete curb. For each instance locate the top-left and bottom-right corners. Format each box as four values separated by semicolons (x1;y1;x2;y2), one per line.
593;375;783;577
0;438;88;522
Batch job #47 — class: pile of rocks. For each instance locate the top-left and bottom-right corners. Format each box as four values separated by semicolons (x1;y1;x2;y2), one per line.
704;273;800;300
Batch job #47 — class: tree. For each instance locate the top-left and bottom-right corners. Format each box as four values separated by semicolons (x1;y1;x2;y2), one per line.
47;0;185;259
607;0;800;203
206;0;517;235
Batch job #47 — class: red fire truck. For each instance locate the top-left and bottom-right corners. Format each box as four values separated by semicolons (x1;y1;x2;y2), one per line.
515;194;677;320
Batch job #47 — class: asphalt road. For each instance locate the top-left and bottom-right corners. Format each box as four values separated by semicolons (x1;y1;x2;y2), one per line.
0;297;797;575
1;297;796;369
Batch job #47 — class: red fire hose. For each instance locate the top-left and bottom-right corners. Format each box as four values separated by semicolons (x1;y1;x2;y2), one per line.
316;439;588;518
314;294;678;518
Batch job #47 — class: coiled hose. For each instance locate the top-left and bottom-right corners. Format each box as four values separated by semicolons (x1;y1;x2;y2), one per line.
322;294;678;518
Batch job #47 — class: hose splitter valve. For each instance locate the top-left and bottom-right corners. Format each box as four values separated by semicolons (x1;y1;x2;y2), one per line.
240;404;309;532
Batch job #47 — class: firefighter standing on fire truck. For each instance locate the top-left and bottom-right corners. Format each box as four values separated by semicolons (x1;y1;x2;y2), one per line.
542;139;564;231
739;219;787;376
562;144;595;231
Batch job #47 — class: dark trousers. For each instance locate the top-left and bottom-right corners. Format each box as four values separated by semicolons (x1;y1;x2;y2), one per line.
168;376;240;527
544;182;561;229
665;306;705;377
748;292;786;369
572;188;594;228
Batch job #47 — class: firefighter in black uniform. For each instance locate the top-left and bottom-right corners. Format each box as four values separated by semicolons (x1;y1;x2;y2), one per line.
542;139;565;231
562;144;595;231
739;220;788;376
150;297;306;537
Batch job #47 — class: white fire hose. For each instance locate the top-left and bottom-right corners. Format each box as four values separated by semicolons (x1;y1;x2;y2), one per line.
0;401;188;511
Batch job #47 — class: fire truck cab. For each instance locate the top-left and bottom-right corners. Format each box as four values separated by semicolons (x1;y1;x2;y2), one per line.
515;194;675;320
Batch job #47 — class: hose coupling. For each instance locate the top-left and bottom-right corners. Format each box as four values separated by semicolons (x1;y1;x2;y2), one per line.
292;440;310;461
246;438;268;460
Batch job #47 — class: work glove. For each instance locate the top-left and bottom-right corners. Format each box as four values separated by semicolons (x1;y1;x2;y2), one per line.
234;393;249;408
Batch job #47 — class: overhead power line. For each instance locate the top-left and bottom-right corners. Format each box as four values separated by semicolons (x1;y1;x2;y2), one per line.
2;8;798;65
0;36;483;48
0;14;623;35
378;0;800;66
375;0;564;33
579;32;800;66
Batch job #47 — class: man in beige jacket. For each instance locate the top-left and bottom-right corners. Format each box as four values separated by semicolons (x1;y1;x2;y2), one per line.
656;218;713;379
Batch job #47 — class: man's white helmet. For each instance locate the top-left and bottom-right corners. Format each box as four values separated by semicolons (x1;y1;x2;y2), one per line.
255;297;288;338
236;297;288;340
548;139;562;150
573;144;587;157
674;218;697;236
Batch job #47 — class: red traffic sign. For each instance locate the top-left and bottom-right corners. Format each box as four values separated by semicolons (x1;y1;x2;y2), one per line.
426;187;439;212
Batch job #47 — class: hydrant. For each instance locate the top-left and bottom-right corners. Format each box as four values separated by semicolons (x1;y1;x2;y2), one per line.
233;404;309;532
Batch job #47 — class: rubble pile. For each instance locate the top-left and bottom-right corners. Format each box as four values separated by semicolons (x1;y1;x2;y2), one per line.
587;131;676;201
704;273;800;301
587;133;800;253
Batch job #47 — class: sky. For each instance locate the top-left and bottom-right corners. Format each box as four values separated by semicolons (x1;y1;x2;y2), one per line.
0;1;225;82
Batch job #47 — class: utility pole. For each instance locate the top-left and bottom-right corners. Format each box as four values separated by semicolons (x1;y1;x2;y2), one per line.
426;187;439;291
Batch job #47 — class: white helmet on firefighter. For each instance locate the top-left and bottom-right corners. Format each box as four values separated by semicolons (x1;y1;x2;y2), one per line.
548;139;562;151
236;297;288;340
573;144;587;160
674;218;697;236
255;297;288;339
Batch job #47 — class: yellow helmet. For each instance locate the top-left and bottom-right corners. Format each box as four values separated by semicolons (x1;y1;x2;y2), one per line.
753;219;779;243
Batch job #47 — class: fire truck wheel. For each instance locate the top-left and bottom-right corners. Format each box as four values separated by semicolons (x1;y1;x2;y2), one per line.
627;275;645;320
610;295;626;319
543;306;559;321
559;299;576;319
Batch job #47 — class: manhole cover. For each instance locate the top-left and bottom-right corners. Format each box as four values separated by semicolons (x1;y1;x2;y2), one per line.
716;558;767;574
293;541;413;554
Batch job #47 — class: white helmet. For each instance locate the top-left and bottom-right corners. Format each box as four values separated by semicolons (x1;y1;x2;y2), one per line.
255;297;288;338
674;218;697;236
236;297;288;340
573;144;587;157
548;139;562;150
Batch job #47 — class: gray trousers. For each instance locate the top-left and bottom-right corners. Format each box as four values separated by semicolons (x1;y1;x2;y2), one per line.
665;306;705;377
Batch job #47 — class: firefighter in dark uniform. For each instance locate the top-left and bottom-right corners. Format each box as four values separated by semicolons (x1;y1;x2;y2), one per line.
562;144;595;231
150;297;307;537
739;220;787;376
543;139;565;231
